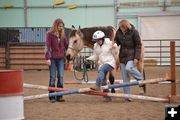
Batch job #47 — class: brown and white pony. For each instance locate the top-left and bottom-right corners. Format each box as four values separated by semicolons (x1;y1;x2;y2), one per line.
66;26;117;92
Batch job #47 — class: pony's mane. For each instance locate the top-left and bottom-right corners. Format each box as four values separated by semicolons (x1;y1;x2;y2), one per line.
69;29;77;37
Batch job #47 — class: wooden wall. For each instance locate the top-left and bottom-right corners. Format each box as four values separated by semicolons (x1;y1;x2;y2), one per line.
0;47;5;69
4;43;48;70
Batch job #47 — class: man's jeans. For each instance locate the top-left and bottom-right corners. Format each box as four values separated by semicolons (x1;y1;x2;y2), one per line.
49;58;64;99
120;60;144;94
96;64;113;89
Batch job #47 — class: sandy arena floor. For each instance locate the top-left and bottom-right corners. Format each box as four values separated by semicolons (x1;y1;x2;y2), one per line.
24;66;180;120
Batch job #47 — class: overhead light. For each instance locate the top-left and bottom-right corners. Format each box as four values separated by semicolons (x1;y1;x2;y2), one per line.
67;5;78;9
3;4;14;8
52;0;65;5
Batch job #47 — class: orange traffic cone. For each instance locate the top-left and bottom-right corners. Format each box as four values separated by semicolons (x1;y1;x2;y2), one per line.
66;62;72;71
164;70;169;80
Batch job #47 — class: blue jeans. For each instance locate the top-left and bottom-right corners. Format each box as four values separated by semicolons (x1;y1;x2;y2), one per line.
96;64;113;89
120;60;144;94
49;58;64;99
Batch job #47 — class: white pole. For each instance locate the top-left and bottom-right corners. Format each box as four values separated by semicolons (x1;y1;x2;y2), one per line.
23;83;48;90
107;93;168;102
24;94;48;100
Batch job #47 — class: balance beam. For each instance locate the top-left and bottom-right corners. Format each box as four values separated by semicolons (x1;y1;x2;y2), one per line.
24;89;168;102
23;83;67;92
102;78;168;90
24;87;92;100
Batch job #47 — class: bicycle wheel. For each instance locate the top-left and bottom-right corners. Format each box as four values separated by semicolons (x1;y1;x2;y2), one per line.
73;68;84;80
73;57;85;81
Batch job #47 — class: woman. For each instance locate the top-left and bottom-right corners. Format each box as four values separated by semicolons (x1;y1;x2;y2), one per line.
45;18;68;103
114;19;144;101
87;30;118;101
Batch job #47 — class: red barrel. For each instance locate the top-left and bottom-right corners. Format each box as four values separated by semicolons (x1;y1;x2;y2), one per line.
0;70;23;96
0;70;24;120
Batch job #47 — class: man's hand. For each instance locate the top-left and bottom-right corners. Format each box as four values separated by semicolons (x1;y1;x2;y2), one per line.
133;59;138;65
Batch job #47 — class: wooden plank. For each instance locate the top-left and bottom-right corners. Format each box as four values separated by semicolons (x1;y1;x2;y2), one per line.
10;59;46;64
10;48;44;53
5;44;47;70
102;78;167;90
10;64;48;70
0;48;5;53
0;48;6;69
0;63;6;67
0;66;6;70
9;42;44;46
10;54;45;59
0;48;5;58
24;88;92;100
107;93;168;102
0;54;5;57
10;46;44;49
0;58;5;62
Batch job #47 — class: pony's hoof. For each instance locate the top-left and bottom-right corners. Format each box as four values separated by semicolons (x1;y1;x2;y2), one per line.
111;88;116;93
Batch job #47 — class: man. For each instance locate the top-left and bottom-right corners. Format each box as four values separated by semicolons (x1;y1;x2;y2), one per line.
114;19;144;101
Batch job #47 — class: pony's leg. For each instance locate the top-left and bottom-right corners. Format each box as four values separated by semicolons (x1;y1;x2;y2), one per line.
138;42;146;93
109;70;115;93
137;59;146;94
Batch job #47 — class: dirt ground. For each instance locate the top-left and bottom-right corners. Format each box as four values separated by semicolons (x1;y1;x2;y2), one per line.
24;66;180;120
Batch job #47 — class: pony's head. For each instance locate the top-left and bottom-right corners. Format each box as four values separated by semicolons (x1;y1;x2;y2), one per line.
66;29;84;61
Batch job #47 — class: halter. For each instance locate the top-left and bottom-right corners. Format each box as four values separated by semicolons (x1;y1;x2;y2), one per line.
68;46;81;55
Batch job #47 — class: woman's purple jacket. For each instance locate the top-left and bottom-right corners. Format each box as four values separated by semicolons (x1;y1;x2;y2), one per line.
45;32;68;60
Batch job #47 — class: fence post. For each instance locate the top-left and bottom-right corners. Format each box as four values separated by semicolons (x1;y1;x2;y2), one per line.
170;41;176;96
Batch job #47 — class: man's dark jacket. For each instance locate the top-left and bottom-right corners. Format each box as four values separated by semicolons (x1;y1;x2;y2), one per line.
114;25;142;64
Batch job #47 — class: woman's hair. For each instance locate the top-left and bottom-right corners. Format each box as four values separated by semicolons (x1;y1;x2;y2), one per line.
49;18;65;39
119;19;132;30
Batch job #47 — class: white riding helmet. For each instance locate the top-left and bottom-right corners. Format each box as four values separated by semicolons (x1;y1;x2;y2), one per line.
92;30;105;41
